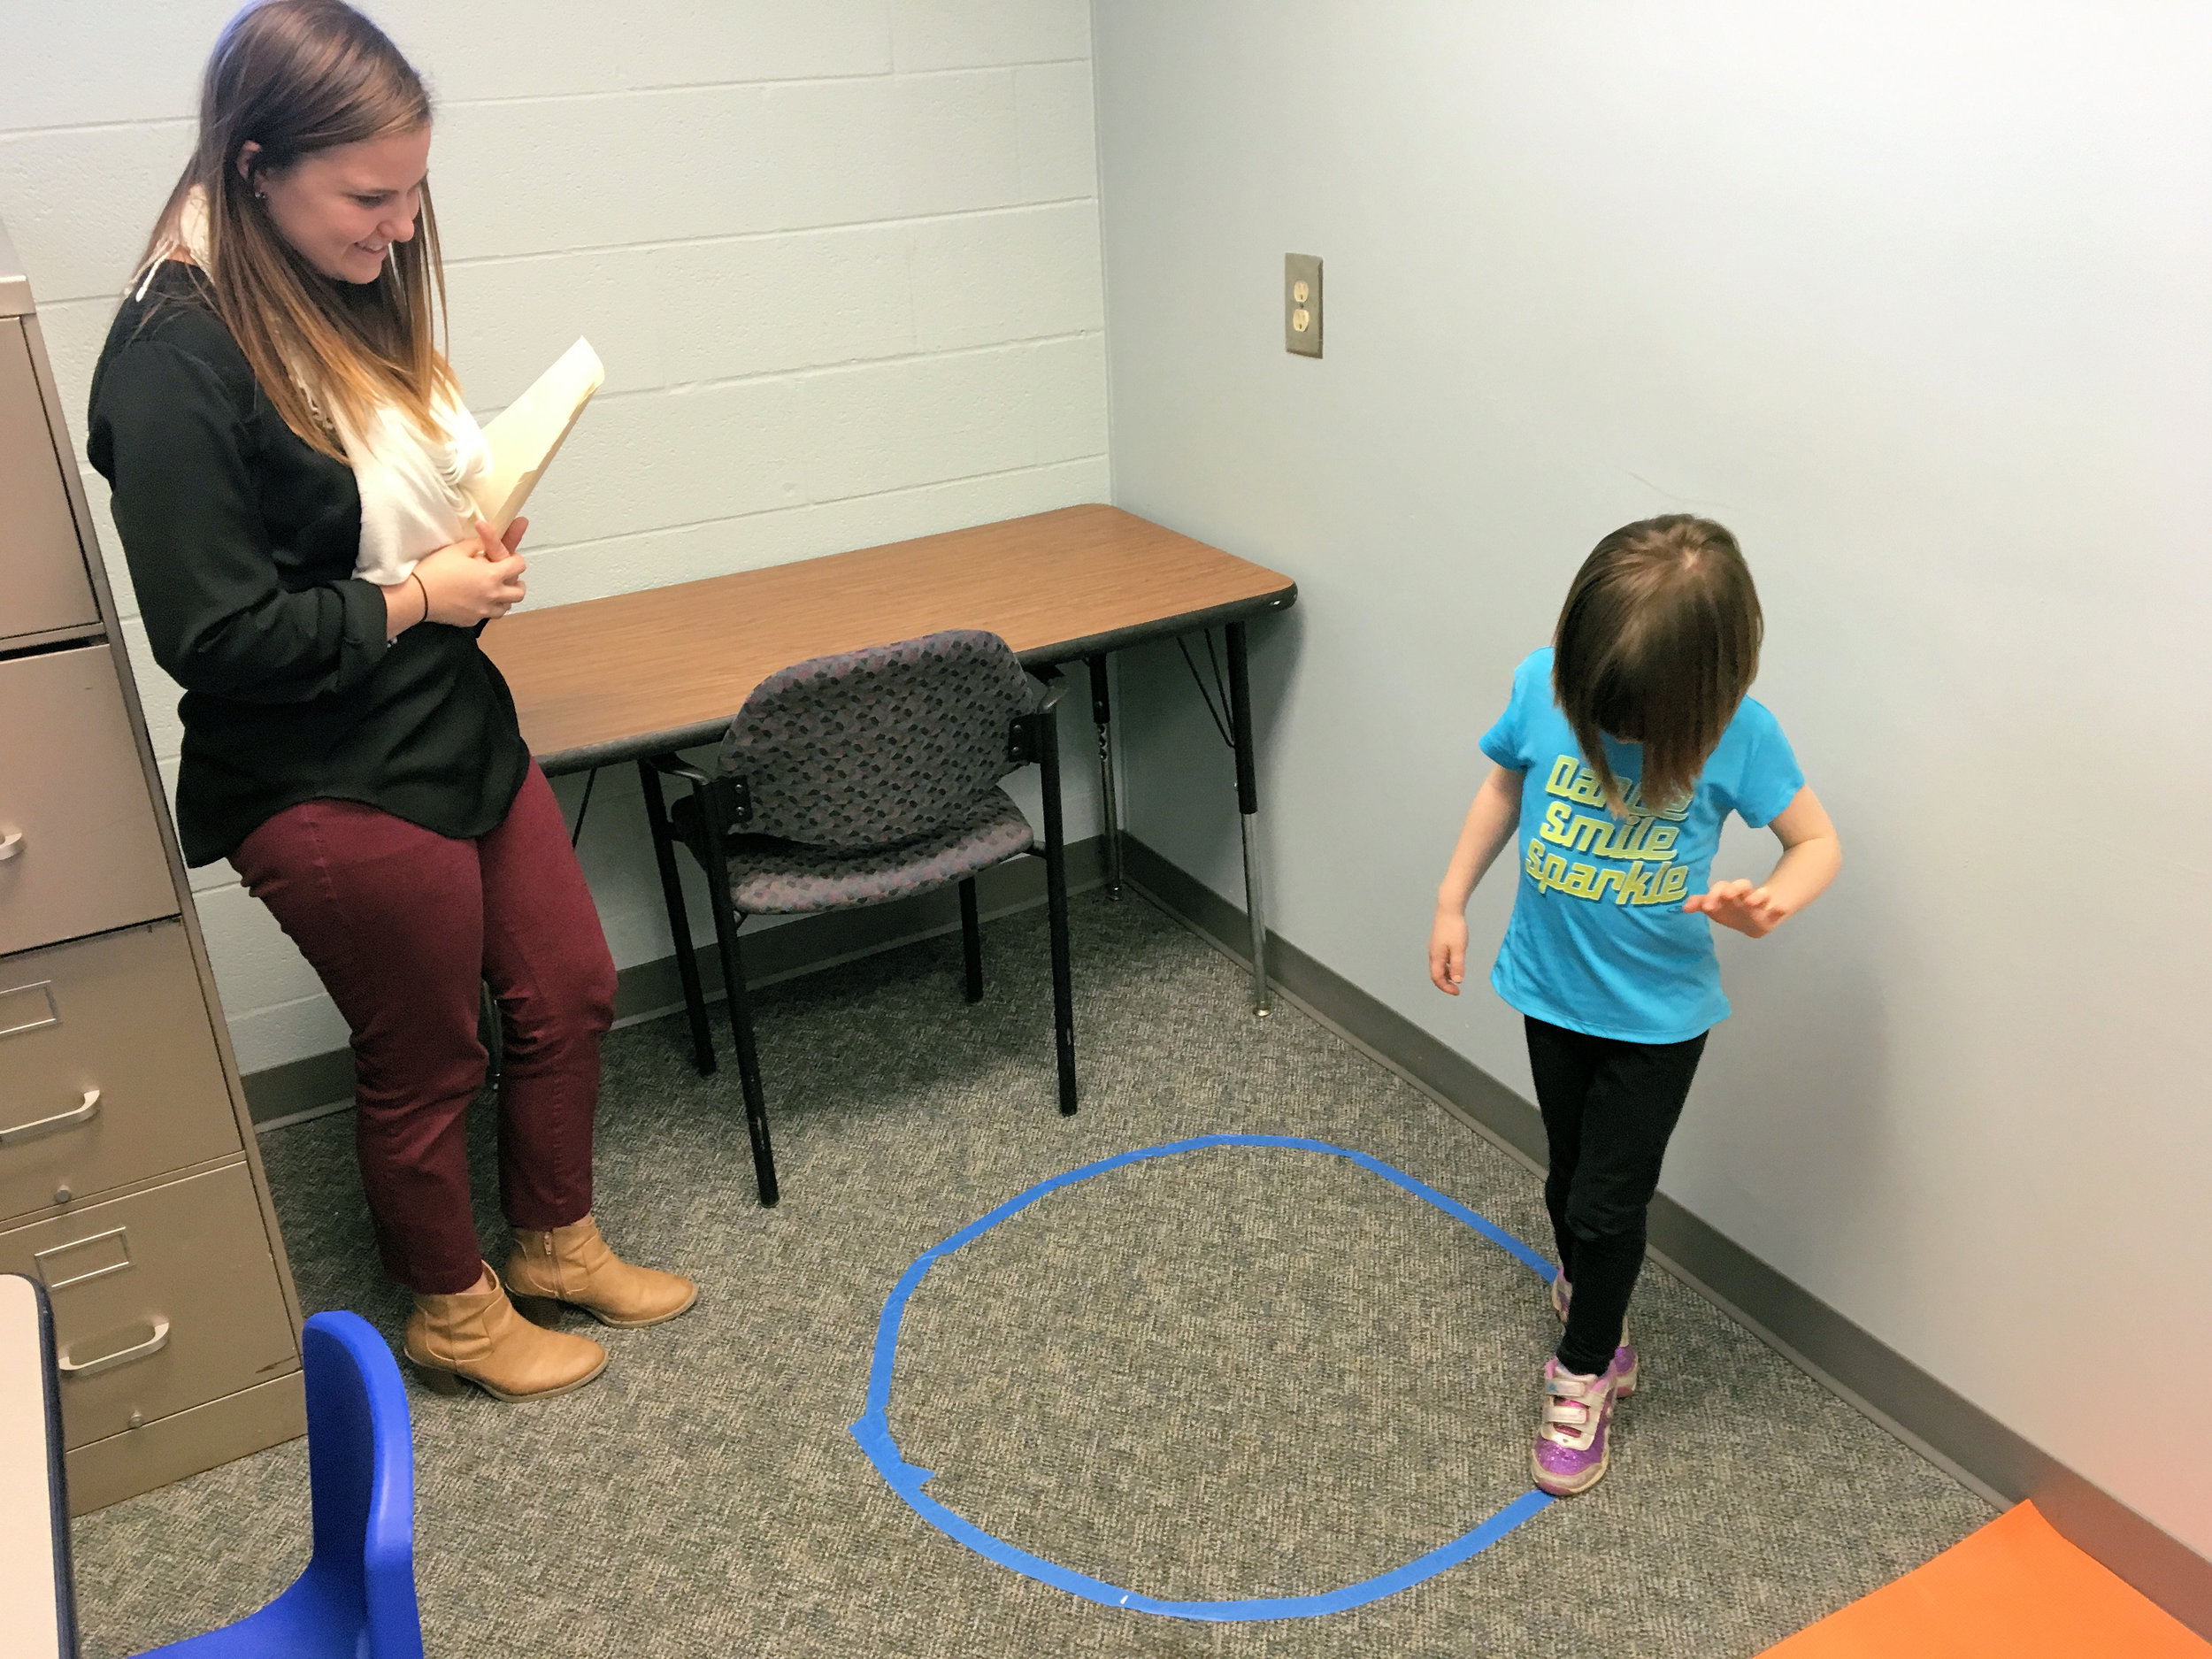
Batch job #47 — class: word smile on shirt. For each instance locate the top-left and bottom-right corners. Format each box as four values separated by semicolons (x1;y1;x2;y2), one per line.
1524;755;1694;907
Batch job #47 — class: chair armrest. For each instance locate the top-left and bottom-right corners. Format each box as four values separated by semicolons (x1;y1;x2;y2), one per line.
648;750;753;835
1008;666;1067;768
644;752;714;787
1025;664;1068;715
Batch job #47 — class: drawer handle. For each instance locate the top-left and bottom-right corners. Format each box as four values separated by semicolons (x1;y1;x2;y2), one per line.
58;1316;170;1379
0;828;19;860
0;1088;100;1148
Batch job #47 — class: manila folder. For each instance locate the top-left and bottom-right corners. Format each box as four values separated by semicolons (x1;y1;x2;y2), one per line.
469;337;605;533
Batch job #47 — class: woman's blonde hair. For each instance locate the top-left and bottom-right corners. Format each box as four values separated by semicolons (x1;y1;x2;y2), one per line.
1552;515;1763;815
137;0;455;459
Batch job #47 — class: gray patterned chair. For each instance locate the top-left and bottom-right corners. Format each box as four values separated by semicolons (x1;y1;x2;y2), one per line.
637;629;1077;1207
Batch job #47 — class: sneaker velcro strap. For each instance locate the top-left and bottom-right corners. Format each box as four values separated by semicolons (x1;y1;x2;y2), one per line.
1540;1404;1599;1448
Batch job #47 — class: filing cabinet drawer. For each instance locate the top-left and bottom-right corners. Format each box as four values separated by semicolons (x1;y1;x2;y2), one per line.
0;920;242;1225
0;320;96;644
0;1162;296;1448
0;643;177;956
66;1369;304;1517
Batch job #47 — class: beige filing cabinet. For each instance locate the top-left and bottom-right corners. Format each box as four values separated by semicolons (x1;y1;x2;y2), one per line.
0;220;305;1512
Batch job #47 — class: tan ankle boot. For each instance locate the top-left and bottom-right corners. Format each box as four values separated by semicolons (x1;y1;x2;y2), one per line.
503;1216;697;1329
403;1263;607;1402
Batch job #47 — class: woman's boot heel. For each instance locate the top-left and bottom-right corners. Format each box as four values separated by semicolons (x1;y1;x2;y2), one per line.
411;1360;465;1396
402;1263;607;1402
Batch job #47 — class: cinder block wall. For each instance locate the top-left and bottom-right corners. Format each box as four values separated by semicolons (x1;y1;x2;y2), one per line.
0;1;1107;1078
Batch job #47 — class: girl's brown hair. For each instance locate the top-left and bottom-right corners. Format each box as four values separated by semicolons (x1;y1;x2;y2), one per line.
1552;515;1763;815
136;0;454;459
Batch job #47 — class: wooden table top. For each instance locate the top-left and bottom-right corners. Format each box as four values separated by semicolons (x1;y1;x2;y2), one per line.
481;503;1297;772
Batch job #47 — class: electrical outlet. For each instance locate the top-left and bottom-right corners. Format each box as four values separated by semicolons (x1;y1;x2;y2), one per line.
1285;253;1322;357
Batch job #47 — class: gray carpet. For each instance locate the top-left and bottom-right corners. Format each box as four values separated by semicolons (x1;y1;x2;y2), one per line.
69;890;1992;1656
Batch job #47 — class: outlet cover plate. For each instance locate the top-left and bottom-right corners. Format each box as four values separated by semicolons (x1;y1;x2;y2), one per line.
1285;253;1322;357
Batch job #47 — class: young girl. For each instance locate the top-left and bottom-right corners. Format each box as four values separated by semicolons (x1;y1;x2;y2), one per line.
1427;515;1840;1496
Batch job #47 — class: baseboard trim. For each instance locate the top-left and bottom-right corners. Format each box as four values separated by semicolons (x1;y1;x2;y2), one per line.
241;835;1108;1127
1118;833;2212;1639
243;1050;357;1133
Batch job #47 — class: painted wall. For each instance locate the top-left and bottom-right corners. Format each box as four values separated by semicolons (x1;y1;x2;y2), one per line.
0;0;1106;1076
1095;3;2212;1558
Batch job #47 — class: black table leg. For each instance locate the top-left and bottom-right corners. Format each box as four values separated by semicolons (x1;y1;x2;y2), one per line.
1085;655;1122;899
1224;621;1271;1017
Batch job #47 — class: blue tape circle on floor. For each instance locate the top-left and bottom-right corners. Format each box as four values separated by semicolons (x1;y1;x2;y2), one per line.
849;1133;1561;1622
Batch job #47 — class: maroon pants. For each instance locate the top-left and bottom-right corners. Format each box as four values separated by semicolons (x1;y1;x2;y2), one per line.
232;767;617;1294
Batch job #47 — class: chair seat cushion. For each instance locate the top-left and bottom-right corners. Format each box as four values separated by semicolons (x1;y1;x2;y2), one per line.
723;787;1035;915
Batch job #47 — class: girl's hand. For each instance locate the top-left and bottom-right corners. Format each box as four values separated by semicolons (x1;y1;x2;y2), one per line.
414;520;527;626
1687;790;1842;939
1684;879;1789;939
1429;764;1524;996
1429;908;1469;995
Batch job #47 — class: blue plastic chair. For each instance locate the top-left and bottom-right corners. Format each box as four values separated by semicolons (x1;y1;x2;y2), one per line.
148;1311;424;1657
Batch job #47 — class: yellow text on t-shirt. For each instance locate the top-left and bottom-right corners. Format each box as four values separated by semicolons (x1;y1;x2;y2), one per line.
1525;755;1693;907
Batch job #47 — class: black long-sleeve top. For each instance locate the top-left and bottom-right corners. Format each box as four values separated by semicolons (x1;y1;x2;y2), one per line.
87;264;529;867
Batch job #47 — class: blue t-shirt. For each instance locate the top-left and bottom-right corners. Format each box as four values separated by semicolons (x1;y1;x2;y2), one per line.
1478;648;1804;1043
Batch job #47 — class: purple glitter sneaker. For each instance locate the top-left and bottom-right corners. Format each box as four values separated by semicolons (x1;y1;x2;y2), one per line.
1549;1271;1633;1373
1531;1349;1635;1496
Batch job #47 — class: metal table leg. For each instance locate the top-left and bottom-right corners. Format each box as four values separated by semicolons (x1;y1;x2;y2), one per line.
1086;655;1122;899
1224;622;1271;1018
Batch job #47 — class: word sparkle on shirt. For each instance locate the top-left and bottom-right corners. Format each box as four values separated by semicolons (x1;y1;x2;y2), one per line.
1525;756;1694;906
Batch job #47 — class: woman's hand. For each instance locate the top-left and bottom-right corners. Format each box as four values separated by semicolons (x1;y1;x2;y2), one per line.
1429;907;1469;995
482;516;528;558
414;518;528;626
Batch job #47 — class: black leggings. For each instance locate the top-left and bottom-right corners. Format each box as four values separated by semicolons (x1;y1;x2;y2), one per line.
1525;1016;1708;1376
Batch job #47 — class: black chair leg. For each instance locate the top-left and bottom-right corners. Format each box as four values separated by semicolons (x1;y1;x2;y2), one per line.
1035;708;1078;1116
479;980;503;1087
637;759;716;1076
702;837;779;1207
959;878;984;1003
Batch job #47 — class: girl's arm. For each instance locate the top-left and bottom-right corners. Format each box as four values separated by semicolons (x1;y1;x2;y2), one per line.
1683;786;1840;939
1429;764;1525;995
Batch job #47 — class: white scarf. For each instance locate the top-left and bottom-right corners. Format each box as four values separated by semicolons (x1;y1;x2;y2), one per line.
144;188;489;586
334;396;491;586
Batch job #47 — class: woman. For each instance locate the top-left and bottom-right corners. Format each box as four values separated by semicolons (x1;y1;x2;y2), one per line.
87;0;694;1402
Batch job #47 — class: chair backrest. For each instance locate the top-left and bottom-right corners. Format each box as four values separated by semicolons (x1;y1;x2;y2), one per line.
300;1311;423;1659
718;629;1040;849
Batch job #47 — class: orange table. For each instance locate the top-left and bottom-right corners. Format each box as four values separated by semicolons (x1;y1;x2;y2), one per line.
1761;1502;2211;1659
482;504;1299;1007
